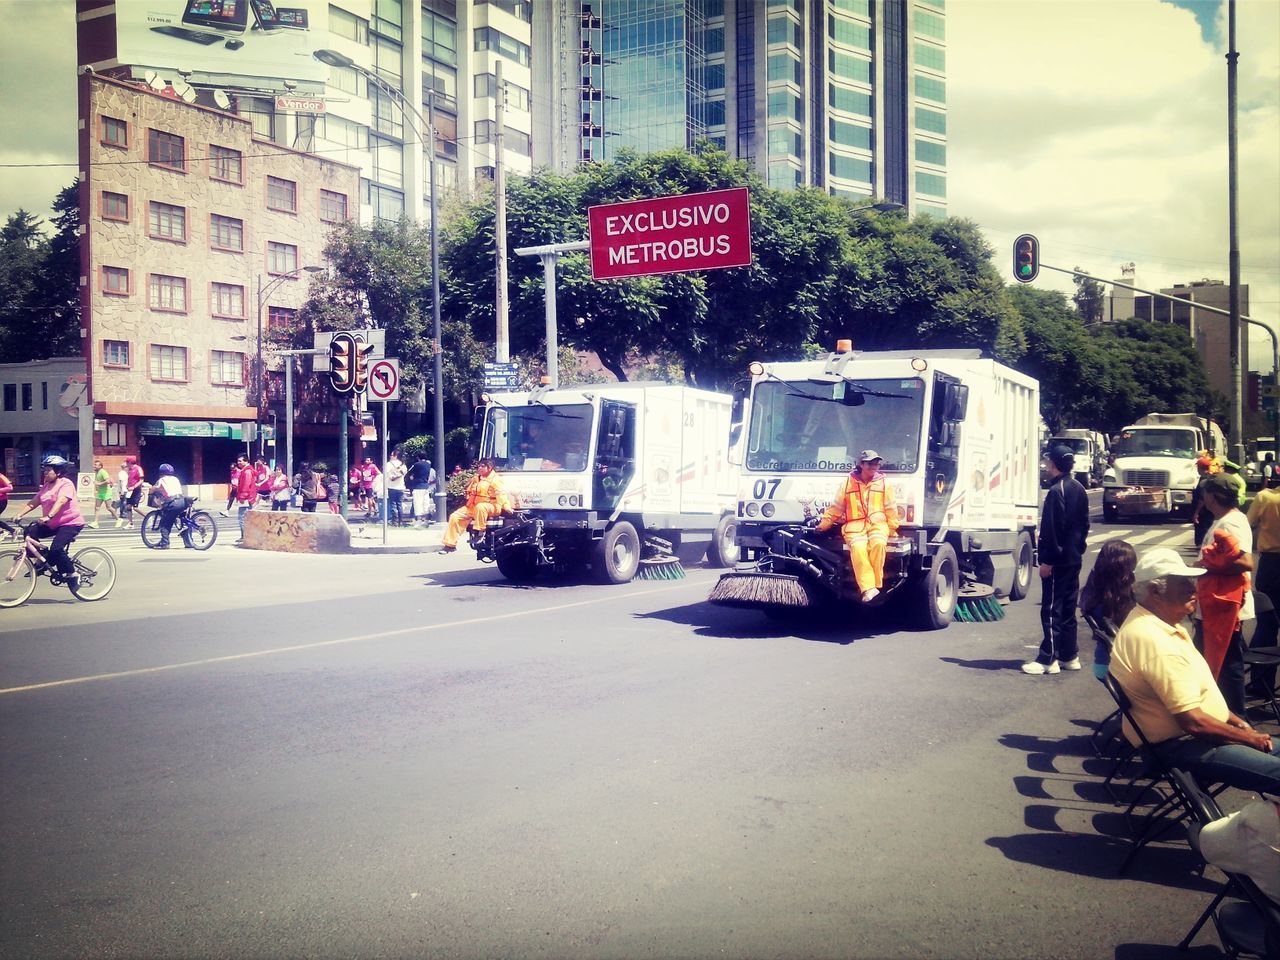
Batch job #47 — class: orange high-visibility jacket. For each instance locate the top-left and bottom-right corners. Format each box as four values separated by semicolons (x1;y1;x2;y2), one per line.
819;473;899;534
465;473;512;512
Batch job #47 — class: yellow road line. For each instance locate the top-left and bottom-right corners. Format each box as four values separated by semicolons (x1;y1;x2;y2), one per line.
0;575;715;696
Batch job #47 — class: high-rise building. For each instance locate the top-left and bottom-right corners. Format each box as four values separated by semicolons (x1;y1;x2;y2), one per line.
77;0;536;225
532;0;947;216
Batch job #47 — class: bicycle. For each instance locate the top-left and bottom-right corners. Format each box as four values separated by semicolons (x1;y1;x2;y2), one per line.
139;497;218;550
0;523;117;607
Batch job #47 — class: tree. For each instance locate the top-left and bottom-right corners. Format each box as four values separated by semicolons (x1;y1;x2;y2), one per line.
0;183;83;363
1007;285;1108;432
1072;268;1105;325
0;210;48;363
1091;318;1213;430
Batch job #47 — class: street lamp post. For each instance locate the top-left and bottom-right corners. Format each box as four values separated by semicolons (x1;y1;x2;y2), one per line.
255;266;323;462
314;48;447;522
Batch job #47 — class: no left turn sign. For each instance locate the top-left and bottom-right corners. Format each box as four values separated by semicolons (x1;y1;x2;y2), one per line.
368;358;401;401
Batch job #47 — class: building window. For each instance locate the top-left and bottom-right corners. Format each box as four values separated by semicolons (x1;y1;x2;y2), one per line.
148;201;187;242
101;116;128;148
474;119;495;145
210;214;244;252
101;191;129;222
102;266;130;296
914;41;946;72
268;306;298;336
210;350;245;385
147;129;186;172
830;84;872;117
320;190;349;222
475;0;529;22
368;183;405;221
473;73;530;111
832;0;870;14
767;53;803;85
149;344;188;381
21;383;32;411
267;241;298;275
103;340;130;367
916;171;947;197
768;127;803;159
42;382;48;409
104;422;126;447
2;385;14;412
830;49;871;85
915;75;946;104
148;274;187;312
211;282;246;319
372;0;403;40
916;139;946;166
829;13;871;49
210;145;243;183
266;176;298;213
473;26;530;67
915;9;946;41
423;10;458;64
372;136;404;188
830;153;873;183
767;14;802;48
916;107;947;135
830;118;872;150
330;5;369;44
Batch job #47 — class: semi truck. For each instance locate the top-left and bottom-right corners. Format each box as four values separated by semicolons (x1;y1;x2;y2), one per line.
709;343;1041;629
470;382;738;582
1102;412;1226;521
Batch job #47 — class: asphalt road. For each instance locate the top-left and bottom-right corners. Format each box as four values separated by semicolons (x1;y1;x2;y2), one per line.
0;506;1258;960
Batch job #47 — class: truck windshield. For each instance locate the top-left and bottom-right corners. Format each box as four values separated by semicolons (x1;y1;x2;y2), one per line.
1051;438;1090;453
482;404;593;472
746;378;925;472
1115;429;1198;458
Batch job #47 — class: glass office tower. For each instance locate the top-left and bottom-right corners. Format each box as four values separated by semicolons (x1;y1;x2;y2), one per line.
532;0;947;217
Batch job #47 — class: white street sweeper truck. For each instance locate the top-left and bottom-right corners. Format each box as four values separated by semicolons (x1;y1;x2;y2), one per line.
470;381;739;583
709;342;1041;628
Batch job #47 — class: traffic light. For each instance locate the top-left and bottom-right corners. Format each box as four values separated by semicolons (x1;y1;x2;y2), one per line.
354;341;373;393
329;332;357;393
1013;233;1039;283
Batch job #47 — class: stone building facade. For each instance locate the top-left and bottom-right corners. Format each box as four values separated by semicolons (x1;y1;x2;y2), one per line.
79;74;360;483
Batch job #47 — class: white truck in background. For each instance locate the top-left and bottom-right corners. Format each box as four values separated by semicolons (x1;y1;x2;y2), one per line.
710;344;1041;629
1042;428;1108;488
472;382;738;582
1102;412;1226;522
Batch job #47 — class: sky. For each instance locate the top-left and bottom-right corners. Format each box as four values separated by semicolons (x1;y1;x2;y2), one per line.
0;0;1277;368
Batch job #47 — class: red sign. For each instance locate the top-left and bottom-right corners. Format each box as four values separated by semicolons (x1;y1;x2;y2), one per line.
588;187;752;280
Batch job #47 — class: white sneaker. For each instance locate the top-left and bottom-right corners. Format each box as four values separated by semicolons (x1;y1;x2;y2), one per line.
1059;657;1082;671
219;510;230;517
1021;660;1061;675
861;587;880;602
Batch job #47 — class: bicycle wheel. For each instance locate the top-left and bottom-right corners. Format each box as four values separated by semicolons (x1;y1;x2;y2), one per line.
187;511;218;550
69;547;115;601
139;510;163;548
0;550;36;607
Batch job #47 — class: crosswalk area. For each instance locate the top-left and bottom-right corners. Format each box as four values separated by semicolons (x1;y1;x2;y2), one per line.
1086;519;1195;560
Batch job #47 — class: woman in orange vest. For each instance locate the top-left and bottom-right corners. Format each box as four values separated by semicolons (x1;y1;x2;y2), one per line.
439;459;513;554
816;450;899;602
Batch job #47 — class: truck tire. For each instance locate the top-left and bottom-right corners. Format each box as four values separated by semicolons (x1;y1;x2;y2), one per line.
594;521;640;584
705;514;738;568
1009;531;1035;601
495;546;539;583
917;542;958;630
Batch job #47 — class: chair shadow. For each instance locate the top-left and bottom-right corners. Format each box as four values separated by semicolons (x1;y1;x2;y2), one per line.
986;830;1218;892
939;656;1027;671
1114;943;1222;959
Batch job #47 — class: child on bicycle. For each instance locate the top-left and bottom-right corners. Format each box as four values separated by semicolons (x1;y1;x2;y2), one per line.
9;455;85;587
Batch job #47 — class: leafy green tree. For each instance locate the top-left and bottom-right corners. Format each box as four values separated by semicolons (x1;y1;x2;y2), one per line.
1091;318;1214;430
0;210;49;363
1072;268;1105;325
0;185;83;363
1007;286;1108;432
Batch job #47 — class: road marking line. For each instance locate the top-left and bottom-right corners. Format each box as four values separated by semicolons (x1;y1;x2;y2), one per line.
0;575;717;696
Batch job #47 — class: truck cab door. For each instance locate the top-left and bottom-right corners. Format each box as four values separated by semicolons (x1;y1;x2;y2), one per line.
594;401;636;513
923;372;965;525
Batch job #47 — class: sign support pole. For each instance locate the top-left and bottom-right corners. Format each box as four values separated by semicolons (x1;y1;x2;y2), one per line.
338;403;349;518
514;240;589;390
381;401;389;544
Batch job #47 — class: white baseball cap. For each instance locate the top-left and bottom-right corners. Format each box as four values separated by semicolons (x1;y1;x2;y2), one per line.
1133;547;1205;584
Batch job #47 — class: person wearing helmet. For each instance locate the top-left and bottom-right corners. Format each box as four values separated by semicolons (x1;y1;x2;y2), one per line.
10;455;86;587
153;463;191;549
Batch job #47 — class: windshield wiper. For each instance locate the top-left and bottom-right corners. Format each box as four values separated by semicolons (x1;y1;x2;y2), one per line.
843;380;912;400
529;400;583;419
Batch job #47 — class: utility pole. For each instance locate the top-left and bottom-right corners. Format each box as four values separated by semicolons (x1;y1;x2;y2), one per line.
494;60;510;363
1227;0;1244;465
427;89;447;525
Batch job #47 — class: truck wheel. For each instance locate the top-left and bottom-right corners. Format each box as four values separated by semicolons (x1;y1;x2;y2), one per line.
705;514;738;568
1009;531;1034;601
495;547;538;583
917;542;958;630
594;521;640;584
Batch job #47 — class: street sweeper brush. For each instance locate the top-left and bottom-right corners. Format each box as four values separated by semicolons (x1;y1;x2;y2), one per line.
954;582;1005;622
708;571;813;608
637;556;686;580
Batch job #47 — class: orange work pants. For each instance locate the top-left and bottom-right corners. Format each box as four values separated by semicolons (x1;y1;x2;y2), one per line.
443;502;500;548
843;523;891;594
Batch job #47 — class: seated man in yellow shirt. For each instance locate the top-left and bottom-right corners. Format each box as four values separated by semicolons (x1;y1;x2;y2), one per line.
1108;547;1279;794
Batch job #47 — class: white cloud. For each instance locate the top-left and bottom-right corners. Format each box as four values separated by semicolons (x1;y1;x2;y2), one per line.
949;0;1280;371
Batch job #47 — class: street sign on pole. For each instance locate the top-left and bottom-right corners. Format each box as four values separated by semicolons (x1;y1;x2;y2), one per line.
587;187;752;281
368;358;401;402
483;362;520;390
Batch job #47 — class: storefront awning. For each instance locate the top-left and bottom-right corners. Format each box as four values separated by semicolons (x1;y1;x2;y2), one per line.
137;419;249;439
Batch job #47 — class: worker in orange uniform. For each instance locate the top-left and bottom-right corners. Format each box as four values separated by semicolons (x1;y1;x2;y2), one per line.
438;459;513;554
815;450;899;603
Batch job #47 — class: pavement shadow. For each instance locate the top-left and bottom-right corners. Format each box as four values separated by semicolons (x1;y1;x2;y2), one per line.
637;599;901;646
1114;943;1222;959
939;655;1026;671
985;830;1217;891
999;731;1096;758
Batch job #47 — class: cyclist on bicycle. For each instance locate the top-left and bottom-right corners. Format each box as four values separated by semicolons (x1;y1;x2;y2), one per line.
153;463;192;549
9;454;85;587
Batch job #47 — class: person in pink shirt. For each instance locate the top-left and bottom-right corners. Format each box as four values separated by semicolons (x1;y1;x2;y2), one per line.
222;460;240;517
232;455;258;544
0;469;12;523
9;454;86;587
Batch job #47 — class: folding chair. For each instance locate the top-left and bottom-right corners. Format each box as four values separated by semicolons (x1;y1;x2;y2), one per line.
1180;818;1280;957
1242;643;1280;727
1082;612;1123;761
1101;673;1225;874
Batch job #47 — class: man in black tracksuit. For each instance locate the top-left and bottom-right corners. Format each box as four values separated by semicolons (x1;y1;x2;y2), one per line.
1024;444;1091;674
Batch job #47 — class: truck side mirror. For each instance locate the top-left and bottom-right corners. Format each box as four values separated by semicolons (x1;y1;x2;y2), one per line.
946;384;969;421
